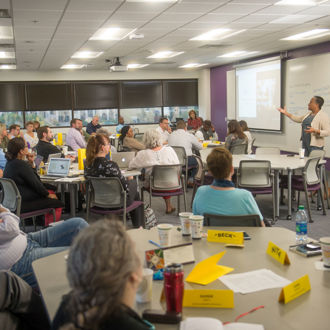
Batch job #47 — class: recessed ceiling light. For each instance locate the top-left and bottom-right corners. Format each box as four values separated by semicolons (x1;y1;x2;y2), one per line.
126;0;178;2
275;0;326;5
90;27;136;41
0;64;16;69
127;63;149;69
61;64;86;69
148;51;184;59
0;26;13;39
179;63;208;68
270;15;310;24
71;51;103;59
281;28;330;40
218;51;258;58
0;51;15;58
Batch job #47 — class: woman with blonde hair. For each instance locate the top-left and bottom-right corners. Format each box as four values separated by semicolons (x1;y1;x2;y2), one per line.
24;121;38;149
85;134;144;227
52;220;152;330
0;123;9;150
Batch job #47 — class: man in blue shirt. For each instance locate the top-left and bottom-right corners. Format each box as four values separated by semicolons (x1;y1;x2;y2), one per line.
116;116;125;134
86;116;101;135
192;147;264;226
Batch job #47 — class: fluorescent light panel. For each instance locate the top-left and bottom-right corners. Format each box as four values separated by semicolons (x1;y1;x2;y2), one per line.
0;64;16;69
127;63;149;69
0;26;13;39
90;27;136;41
219;51;258;58
71;51;103;58
61;64;85;69
282;28;330;40
148;51;184;58
275;0;326;5
179;63;208;68
0;51;15;59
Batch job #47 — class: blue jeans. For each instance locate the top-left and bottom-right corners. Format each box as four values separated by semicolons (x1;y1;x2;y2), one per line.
11;218;88;288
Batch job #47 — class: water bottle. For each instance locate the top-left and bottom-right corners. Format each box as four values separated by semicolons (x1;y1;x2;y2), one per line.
295;205;308;244
164;263;184;313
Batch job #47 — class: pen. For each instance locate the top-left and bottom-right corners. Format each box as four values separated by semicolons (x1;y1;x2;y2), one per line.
149;240;162;248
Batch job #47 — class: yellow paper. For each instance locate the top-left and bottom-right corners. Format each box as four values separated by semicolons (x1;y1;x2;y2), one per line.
279;274;311;304
213;141;221;144
57;133;63;146
183;289;234;308
207;230;244;245
202;142;209;148
78;148;86;170
52;138;56;146
116;134;121;138
267;241;290;265
185;251;234;285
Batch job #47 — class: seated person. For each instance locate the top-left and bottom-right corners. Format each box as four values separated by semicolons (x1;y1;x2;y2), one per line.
128;129;179;214
195;120;218;141
84;134;144;228
86;115;101;135
3;137;64;214
0;271;50;330
52;220;151;330
66;119;87;151
192;148;264;226
96;128;117;156
120;126;145;152
155;117;171;145
116;116;125;134
8;125;20;140
239;120;253;154
0;148;6;178
35;126;61;161
0;123;9;150
187;109;202;130
0;205;88;287
23;121;38;149
225;120;248;153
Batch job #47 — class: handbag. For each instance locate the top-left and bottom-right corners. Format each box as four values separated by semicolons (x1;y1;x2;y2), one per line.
144;204;157;229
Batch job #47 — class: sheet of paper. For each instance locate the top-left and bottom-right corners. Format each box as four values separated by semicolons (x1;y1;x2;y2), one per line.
54;177;83;182
224;323;264;330
219;269;291;294
163;244;195;266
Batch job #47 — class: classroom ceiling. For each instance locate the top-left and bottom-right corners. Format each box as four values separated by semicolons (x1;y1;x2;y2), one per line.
1;0;330;71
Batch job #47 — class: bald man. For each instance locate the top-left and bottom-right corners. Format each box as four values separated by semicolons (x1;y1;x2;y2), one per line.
86;116;101;134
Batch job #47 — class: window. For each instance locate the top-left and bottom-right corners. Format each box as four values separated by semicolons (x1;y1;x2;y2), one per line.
74;109;118;126
120;107;162;124
0;111;24;127
163;106;199;122
25;110;72;127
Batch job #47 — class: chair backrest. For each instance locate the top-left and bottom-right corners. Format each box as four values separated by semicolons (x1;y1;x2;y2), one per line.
199;148;212;164
134;133;144;143
309;149;325;160
238;160;272;187
204;213;262;227
86;177;125;208
0;178;21;215
303;157;321;185
255;147;280;155
151;165;182;190
191;155;204;182
231;143;247;155
171;146;187;166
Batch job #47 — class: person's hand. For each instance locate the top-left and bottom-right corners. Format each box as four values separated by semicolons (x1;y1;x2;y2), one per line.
48;193;58;199
167;126;172;133
0;218;3;223
26;152;35;167
127;176;133;180
277;106;288;116
0;169;3;178
305;126;320;134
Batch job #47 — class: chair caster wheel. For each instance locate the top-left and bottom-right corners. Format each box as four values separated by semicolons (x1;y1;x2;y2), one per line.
287;215;292;220
317;206;322;211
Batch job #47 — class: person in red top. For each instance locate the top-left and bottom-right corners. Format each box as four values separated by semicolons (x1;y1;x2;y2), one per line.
187;110;202;130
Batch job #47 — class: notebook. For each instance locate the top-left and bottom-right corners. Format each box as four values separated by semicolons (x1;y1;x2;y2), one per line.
111;152;135;169
44;158;71;177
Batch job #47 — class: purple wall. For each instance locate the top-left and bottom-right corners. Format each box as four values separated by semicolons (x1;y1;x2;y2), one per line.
210;40;330;169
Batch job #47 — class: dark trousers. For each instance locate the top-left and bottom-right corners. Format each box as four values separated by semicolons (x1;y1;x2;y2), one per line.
127;180;145;228
188;156;198;179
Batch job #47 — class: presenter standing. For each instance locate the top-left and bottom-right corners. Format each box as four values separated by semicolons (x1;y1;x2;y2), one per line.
277;96;330;156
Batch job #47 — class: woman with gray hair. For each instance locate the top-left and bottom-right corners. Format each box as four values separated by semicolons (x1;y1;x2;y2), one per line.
128;129;179;214
52;220;152;330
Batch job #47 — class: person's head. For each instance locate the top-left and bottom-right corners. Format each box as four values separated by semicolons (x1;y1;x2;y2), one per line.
86;133;111;167
91;116;99;126
0;123;7;137
143;129;162;149
33;121;40;131
66;220;142;329
202;120;212;131
37;126;53;142
120;125;133;141
227;120;246;139
159;117;169;131
308;96;324;112
96;128;110;136
176;120;186;130
9;124;20;137
207;147;234;180
5;137;27;161
71;118;83;130
25;121;34;133
239;120;249;132
188;110;197;120
118;116;124;125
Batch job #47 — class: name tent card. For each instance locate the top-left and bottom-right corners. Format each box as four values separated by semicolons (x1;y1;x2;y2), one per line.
279;274;311;304
183;289;234;308
266;241;290;265
207;230;244;245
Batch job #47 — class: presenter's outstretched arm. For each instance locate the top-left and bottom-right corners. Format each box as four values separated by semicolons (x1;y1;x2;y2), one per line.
277;106;292;119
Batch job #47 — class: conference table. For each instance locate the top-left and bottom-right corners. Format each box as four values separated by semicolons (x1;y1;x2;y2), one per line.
32;226;330;329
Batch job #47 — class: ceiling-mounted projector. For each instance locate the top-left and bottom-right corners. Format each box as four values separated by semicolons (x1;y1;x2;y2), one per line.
108;57;127;72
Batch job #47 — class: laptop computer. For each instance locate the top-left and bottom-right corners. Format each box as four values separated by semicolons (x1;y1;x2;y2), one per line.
44;158;71;178
47;152;62;163
111;152;135;169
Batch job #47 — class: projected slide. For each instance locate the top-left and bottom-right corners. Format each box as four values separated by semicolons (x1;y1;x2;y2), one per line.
236;59;281;131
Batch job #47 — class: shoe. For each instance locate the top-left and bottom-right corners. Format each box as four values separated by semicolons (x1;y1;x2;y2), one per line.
165;207;176;214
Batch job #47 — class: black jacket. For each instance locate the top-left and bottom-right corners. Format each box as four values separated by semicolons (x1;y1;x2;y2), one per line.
35;140;61;162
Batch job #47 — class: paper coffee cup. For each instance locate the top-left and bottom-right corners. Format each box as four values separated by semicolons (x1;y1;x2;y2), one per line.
157;224;173;247
319;237;330;268
136;268;153;303
62;146;68;156
179;212;193;236
189;215;204;239
299;148;305;159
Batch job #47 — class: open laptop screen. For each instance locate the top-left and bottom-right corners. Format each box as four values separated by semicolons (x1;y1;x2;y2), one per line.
47;158;71;176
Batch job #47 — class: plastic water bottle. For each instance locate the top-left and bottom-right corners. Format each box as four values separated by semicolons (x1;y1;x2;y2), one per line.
295;205;308;244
